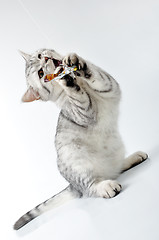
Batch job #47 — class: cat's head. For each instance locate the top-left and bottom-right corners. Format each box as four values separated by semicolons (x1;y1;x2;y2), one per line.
20;49;62;102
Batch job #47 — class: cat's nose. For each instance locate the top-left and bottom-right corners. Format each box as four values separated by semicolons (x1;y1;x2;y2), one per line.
45;57;49;63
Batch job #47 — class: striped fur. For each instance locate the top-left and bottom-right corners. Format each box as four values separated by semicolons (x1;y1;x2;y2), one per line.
14;49;148;230
14;185;81;230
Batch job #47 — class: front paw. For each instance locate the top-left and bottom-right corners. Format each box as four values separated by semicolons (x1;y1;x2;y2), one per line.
63;53;85;70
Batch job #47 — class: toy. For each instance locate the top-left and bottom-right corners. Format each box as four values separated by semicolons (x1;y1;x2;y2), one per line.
44;65;78;82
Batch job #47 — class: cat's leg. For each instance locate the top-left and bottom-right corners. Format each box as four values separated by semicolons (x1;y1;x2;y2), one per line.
122;151;148;172
57;155;122;199
58;162;122;199
55;61;90;109
56;74;96;127
58;72;93;108
64;171;122;199
89;151;148;198
63;53;120;98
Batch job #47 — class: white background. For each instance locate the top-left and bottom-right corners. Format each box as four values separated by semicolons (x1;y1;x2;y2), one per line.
1;0;159;239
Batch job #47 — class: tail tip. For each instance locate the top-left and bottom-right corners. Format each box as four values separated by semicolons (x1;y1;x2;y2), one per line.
13;221;22;230
13;216;30;230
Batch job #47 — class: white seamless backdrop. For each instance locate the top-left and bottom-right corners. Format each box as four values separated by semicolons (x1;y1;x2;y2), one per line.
0;0;159;239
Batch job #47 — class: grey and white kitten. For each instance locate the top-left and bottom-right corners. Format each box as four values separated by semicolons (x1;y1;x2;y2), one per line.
14;49;148;230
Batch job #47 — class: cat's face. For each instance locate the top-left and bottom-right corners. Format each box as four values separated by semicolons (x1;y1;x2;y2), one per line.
20;49;62;102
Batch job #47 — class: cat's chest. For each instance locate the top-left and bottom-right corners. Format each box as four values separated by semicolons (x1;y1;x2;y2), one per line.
95;98;118;129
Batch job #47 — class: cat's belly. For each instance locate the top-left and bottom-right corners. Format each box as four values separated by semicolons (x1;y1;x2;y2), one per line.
80;131;125;179
55;127;125;180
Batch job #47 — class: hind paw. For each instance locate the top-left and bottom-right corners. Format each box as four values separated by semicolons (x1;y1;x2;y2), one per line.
93;180;122;198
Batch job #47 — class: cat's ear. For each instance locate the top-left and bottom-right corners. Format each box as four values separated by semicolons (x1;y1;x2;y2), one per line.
19;50;31;62
22;87;40;102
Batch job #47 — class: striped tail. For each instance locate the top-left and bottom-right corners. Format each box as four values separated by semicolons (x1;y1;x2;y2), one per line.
13;185;80;230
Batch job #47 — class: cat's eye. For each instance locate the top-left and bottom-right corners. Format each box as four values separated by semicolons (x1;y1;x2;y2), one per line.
38;68;44;79
38;54;42;59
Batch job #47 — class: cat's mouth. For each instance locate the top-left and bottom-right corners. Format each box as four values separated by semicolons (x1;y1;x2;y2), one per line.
45;57;62;68
52;58;62;68
38;57;62;80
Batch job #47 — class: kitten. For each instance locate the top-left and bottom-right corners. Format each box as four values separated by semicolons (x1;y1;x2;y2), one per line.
14;49;148;230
